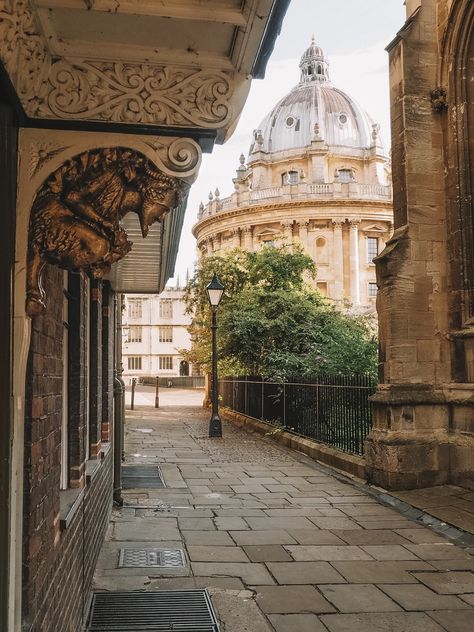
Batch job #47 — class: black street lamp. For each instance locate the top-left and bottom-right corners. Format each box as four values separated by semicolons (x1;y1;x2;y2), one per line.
206;274;225;437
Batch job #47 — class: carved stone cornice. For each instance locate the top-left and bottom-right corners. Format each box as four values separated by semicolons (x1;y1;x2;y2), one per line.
26;146;189;316
0;1;235;129
192;199;393;235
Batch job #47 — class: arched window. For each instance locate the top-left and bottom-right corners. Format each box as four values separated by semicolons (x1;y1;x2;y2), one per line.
282;170;299;185
336;168;354;182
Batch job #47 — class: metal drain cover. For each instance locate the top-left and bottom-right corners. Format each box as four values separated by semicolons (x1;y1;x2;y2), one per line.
86;589;219;631
119;548;186;568
122;465;165;489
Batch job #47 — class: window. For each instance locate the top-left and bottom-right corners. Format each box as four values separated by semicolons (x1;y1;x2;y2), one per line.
159;326;173;343
282;170;299;185
337;168;354;182
61;271;69;490
368;282;378;298
367;237;379;263
128;356;142;371
159;299;173;319
159;356;173;370
128;298;142;319
128;326;142;343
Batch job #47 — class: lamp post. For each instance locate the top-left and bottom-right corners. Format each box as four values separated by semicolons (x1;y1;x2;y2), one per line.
206;274;225;437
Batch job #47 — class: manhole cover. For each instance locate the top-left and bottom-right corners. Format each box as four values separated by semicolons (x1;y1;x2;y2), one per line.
122;465;165;489
86;589;220;631
118;548;186;568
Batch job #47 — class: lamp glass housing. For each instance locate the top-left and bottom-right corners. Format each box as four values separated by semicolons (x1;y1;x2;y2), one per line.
206;274;225;308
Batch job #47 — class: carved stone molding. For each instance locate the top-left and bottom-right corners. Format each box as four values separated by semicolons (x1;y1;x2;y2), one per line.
26;146;189;316
28;141;71;178
0;1;235;128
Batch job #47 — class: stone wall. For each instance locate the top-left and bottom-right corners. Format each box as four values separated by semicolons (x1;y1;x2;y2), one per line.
366;0;474;490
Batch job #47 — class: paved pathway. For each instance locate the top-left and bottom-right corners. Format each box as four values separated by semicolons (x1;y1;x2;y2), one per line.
93;400;474;632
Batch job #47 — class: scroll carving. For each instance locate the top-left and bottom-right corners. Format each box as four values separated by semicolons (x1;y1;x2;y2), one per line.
0;2;234;128
26;147;188;317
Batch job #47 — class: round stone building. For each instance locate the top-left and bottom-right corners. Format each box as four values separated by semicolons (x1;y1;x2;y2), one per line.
193;39;393;309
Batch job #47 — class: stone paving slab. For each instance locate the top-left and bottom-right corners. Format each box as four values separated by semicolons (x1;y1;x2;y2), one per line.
92;403;474;632
255;585;336;614
268;613;328;632
320;612;446;631
319;583;402;612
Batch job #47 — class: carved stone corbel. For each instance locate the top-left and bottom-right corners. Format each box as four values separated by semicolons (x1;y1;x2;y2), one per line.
431;87;448;112
26;147;189;317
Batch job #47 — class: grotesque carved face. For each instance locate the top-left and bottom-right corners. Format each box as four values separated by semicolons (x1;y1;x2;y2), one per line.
138;175;188;238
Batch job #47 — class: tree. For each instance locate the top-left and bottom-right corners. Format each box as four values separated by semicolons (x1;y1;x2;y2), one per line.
182;245;377;379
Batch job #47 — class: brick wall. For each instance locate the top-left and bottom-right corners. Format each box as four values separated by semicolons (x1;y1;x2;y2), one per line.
101;282;114;443
23;264;114;632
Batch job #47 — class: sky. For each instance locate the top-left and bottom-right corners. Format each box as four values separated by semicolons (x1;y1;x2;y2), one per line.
168;0;406;286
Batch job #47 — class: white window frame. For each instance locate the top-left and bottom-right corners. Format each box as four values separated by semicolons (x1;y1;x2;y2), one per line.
368;282;378;299
60;271;69;490
367;236;379;263
159;299;173;319
128;356;143;371
128;326;142;343
159;326;173;343
159;355;173;371
85;277;90;460
128;298;142;319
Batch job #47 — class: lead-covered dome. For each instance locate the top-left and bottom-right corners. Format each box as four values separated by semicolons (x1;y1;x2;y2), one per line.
249;38;384;156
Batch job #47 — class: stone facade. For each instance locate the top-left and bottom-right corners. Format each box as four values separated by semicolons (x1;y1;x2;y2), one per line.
122;288;196;381
365;0;474;489
193;41;393;310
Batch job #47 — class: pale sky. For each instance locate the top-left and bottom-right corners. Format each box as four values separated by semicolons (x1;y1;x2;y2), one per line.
168;0;406;285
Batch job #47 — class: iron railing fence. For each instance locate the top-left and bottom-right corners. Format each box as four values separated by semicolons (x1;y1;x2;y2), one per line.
219;374;376;456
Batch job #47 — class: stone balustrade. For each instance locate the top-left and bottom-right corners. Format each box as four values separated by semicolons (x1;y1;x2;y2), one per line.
198;181;392;220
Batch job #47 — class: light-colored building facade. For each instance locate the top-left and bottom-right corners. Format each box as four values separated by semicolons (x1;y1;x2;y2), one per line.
193;40;393;310
123;288;195;381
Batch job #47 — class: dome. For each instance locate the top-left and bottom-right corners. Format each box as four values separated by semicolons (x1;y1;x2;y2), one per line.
249;39;384;157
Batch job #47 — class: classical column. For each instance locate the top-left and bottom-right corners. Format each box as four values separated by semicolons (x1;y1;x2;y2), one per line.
207;236;214;254
281;220;294;251
297;219;309;251
243;226;253;250
214;234;221;252
348;219;360;305
232;228;241;249
332;220;344;301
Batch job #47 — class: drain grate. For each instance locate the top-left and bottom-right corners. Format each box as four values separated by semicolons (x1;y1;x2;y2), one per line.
118;548;186;568
86;590;219;631
122;465;165;489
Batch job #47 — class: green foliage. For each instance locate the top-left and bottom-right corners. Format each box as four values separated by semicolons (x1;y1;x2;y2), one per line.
181;245;377;379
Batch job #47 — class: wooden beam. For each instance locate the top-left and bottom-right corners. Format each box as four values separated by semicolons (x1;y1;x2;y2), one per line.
35;0;247;26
